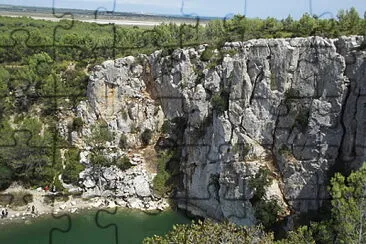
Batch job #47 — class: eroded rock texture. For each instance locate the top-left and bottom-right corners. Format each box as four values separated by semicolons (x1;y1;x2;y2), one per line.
61;36;366;224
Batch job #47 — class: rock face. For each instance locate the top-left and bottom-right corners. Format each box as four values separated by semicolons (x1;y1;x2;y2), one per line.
57;56;166;211
60;36;366;224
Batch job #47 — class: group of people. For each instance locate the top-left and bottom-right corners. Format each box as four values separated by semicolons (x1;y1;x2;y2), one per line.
27;205;36;215
44;185;57;193
1;207;8;218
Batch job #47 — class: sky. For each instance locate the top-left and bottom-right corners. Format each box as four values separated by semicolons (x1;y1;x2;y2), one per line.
2;0;366;19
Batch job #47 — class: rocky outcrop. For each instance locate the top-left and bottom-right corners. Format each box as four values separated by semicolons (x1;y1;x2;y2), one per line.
57;57;167;211
60;36;366;225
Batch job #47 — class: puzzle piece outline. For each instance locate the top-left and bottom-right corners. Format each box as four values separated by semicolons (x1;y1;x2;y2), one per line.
2;0;364;242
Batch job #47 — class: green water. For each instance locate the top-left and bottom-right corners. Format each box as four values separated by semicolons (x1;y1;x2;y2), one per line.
0;209;191;244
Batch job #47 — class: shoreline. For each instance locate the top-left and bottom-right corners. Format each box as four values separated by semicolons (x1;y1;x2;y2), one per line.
0;205;168;227
0;185;170;226
0;11;208;26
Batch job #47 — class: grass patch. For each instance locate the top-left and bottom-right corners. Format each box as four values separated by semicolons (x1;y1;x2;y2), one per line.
232;143;251;160
278;145;293;158
143;147;158;173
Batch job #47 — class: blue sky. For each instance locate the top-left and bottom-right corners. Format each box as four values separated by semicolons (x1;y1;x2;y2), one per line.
3;0;366;19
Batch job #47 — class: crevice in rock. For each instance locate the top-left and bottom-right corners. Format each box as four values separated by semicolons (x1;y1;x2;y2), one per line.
351;86;361;160
333;81;351;175
249;67;264;105
270;101;285;177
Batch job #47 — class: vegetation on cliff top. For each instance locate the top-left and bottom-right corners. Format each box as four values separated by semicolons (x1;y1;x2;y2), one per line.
0;7;365;241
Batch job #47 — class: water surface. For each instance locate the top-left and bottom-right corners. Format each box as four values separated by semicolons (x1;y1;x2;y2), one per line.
0;209;191;244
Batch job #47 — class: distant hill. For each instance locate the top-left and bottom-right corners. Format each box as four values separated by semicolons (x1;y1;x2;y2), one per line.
0;4;218;21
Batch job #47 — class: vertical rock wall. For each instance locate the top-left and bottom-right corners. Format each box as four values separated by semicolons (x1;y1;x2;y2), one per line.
62;35;366;225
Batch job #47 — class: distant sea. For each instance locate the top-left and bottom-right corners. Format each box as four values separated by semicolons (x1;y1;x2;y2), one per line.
0;209;191;244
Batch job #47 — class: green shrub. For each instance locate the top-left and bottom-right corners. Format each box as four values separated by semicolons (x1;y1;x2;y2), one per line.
284;87;299;100
161;48;175;57
200;47;215;61
206;61;218;70
220;49;238;57
0;117;58;188
141;128;153;146
195;69;205;85
119;134;128;150
161;120;172;134
232;143;251;160
63;162;84;185
143;219;275;243
211;93;227;114
62;148;85;185
87;122;114;145
115;155;132;170
253;199;282;229
52;177;65;192
278;145;292;157
0;163;13;190
249;167;282;229
89;153;110;167
152;151;174;196
72;117;84;131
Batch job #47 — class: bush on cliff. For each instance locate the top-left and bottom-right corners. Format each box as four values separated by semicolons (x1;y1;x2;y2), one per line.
141;129;153;146
152;151;174;197
143;219;275;243
249;167;282;230
62;148;85;185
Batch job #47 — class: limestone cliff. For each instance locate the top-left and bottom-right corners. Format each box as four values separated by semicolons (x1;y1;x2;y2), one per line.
60;36;366;225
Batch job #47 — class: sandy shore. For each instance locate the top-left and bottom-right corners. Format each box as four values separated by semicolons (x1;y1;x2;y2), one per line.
0;12;207;27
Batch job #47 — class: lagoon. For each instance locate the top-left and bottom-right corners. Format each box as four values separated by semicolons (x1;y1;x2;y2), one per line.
0;209;191;244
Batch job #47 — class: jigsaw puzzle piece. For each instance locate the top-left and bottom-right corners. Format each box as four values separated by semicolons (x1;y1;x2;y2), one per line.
95;207;118;244
51;0;74;19
49;209;72;244
94;0;117;17
0;29;36;63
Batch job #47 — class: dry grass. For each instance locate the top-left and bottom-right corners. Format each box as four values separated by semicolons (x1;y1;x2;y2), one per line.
142;146;158;174
5;191;33;207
